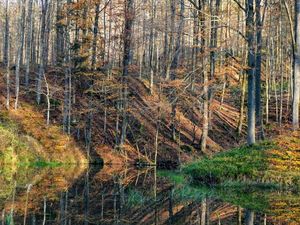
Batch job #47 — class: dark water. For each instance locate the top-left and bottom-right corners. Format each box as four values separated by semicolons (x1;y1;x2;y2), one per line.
0;165;299;225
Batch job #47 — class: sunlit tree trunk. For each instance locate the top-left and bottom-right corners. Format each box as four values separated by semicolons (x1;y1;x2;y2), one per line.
149;0;157;94
15;0;26;109
200;0;208;152
255;0;264;139
246;0;256;145
293;0;300;129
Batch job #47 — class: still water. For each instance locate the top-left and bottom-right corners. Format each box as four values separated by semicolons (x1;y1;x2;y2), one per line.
0;164;299;225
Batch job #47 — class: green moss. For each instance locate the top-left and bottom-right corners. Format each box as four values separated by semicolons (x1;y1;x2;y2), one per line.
0;123;31;164
0;114;68;167
183;141;277;185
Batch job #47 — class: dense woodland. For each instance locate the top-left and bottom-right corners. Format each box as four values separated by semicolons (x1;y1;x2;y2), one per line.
0;0;300;164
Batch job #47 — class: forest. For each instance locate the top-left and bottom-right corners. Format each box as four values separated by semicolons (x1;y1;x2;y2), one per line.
1;0;300;224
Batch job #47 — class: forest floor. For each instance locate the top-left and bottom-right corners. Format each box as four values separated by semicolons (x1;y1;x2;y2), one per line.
184;130;300;187
0;103;87;169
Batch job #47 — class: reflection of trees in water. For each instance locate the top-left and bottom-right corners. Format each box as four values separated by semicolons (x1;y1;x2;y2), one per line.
1;167;300;225
245;210;254;225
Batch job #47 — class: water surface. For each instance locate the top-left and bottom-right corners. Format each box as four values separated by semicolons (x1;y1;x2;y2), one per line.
0;165;299;225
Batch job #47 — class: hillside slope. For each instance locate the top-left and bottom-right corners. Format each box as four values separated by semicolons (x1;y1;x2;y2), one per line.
0;67;245;165
0;105;87;166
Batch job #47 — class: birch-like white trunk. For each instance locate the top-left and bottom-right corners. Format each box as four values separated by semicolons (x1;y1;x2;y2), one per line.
293;0;300;129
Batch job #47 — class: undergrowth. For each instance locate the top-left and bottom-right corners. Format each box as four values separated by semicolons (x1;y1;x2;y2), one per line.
183;132;300;187
0;107;87;166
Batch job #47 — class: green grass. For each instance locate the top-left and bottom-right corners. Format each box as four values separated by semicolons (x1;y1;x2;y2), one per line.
183;141;276;185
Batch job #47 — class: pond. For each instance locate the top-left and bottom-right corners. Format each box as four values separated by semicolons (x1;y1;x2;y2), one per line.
0;165;299;225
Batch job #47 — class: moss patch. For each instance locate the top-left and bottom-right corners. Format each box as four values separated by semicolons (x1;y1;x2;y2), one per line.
0;115;36;166
0;105;87;166
184;132;300;187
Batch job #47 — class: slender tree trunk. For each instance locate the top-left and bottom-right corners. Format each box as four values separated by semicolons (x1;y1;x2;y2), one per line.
37;0;49;105
149;0;157;94
279;8;284;126
246;0;256;144
293;0;300;129
31;8;37;66
25;0;34;87
3;0;9;66
238;71;247;135
200;0;208;152
63;0;72;134
4;0;10;109
56;0;64;66
44;1;52;68
15;0;26;109
164;0;169;79
173;0;185;70
43;74;50;125
207;0;221;142
165;0;175;80
92;3;100;70
255;0;264;139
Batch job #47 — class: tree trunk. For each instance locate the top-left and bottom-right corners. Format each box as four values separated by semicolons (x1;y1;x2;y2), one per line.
3;0;9;67
63;0;72;134
56;0;64;66
120;0;134;147
245;210;255;225
293;0;300;129
173;0;185;70
4;0;10;109
165;0;175;80
15;0;26;109
246;0;256;145
200;0;208;152
91;3;100;70
25;0;34;87
37;0;49;105
255;0;264;139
